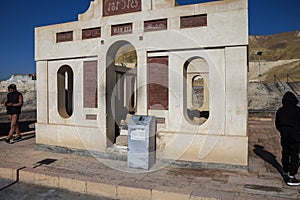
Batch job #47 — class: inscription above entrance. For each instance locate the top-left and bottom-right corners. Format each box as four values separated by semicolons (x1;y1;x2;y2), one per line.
111;23;133;36
103;0;142;17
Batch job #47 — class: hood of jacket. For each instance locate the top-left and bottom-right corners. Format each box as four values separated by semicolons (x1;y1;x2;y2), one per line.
282;91;299;106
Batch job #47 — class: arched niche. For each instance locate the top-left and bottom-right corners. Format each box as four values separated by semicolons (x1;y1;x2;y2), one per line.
57;65;74;118
183;57;209;125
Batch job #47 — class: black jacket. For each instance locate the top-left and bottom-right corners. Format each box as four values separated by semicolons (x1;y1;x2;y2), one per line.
275;91;300;141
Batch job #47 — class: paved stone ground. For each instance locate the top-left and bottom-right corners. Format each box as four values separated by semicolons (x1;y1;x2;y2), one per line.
0;114;300;199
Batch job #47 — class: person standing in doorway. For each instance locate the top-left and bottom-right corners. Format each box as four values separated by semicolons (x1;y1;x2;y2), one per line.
275;91;300;186
4;84;23;144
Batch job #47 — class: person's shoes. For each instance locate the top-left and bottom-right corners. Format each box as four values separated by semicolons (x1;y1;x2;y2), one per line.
5;138;10;144
286;176;300;186
13;135;22;141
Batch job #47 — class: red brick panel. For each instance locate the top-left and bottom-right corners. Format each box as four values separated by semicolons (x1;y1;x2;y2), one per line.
180;14;207;29
56;31;73;43
84;61;98;108
103;0;142;17
82;27;101;40
147;57;168;110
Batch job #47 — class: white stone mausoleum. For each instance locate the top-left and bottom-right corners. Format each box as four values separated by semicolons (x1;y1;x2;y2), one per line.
35;0;248;168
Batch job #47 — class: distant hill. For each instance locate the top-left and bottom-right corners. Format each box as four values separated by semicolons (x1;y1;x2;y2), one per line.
249;30;300;61
248;30;300;83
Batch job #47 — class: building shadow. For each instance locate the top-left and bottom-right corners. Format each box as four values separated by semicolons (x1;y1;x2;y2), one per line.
253;144;287;180
0;121;36;137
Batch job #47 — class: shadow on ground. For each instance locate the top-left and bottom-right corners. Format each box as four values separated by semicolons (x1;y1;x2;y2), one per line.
253;144;290;182
0;110;36;137
0;121;36;137
253;144;283;174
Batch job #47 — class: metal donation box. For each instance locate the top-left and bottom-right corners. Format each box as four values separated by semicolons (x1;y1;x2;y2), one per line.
128;115;156;170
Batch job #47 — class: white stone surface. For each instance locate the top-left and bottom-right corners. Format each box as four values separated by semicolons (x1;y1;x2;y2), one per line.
35;0;248;166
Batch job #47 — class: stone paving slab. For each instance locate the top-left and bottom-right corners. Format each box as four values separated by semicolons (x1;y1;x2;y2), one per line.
0;117;300;199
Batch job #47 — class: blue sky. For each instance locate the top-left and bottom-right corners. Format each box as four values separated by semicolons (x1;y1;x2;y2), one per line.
0;0;299;80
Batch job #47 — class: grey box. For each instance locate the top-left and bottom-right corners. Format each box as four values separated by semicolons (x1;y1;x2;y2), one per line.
128;115;156;170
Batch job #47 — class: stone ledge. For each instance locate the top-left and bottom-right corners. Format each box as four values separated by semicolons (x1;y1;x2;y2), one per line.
35;143;248;171
117;181;154;200
87;181;117;199
152;188;191;200
0;167;16;180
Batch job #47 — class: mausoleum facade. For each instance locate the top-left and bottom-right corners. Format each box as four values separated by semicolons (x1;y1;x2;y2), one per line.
35;0;248;168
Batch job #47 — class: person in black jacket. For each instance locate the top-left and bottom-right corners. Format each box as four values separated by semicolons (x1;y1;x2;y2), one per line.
275;91;300;186
4;84;23;144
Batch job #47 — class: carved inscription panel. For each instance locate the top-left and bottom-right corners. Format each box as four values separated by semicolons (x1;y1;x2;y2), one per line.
144;19;167;32
56;31;73;43
82;27;101;39
180;14;207;29
84;61;98;108
111;23;133;36
103;0;141;17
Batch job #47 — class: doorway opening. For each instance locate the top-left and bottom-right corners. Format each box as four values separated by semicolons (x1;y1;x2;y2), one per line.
106;41;137;145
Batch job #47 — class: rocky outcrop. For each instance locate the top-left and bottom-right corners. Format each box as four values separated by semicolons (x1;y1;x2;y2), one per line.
0;74;36;114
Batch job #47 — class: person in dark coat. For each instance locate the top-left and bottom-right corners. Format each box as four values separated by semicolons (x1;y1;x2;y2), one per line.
4;84;23;144
275;91;300;186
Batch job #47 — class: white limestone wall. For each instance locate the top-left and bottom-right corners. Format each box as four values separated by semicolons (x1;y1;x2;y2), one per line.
36;61;48;124
35;0;248;166
225;46;248;136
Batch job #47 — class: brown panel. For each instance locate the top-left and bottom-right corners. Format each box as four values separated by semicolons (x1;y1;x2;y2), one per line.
180;14;207;29
103;0;142;17
111;23;133;36
156;117;166;124
86;114;97;120
147;56;169;110
84;61;98;108
82;27;101;40
144;19;167;32
56;31;73;43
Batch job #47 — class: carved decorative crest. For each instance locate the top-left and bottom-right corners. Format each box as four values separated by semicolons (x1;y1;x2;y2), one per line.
103;0;142;17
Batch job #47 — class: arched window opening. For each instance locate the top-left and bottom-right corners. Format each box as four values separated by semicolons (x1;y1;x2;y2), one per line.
192;75;204;108
184;58;209;125
57;65;73;118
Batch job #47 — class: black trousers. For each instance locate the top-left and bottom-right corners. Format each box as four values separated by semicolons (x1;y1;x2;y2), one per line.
281;134;300;176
